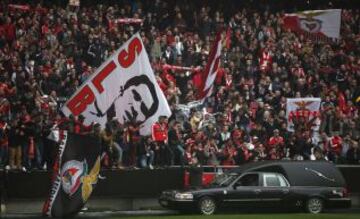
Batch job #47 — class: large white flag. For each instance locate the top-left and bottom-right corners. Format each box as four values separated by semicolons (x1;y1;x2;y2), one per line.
283;9;341;40
286;98;321;132
62;33;171;135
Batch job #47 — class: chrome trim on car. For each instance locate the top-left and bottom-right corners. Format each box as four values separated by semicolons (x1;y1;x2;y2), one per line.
328;198;351;201
223;198;281;202
223;199;261;202
305;167;336;182
262;198;282;201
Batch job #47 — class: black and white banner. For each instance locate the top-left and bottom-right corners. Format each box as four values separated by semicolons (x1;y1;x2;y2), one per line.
61;33;171;135
43;132;101;218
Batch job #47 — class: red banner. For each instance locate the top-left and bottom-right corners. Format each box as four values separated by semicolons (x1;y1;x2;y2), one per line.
162;64;199;72
8;4;30;11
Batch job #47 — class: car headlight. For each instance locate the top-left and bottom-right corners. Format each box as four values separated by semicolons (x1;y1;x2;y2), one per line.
175;192;193;200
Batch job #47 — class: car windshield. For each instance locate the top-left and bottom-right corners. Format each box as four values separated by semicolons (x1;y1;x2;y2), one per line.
210;173;239;187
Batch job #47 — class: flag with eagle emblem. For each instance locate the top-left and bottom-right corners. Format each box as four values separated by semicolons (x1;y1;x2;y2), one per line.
43;131;101;218
286;98;321;132
283;9;341;41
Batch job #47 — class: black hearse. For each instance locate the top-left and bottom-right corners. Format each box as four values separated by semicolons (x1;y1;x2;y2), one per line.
159;161;351;215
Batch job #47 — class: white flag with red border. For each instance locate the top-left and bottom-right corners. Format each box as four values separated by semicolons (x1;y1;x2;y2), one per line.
283;9;341;40
286;98;321;132
198;31;223;100
61;33;171;135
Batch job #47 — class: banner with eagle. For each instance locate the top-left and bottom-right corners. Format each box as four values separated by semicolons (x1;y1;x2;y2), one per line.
43;132;101;218
286;98;321;132
283;9;341;40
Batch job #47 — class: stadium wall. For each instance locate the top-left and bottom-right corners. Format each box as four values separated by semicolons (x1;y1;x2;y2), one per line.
0;165;359;213
0;165;360;199
1;166;360;199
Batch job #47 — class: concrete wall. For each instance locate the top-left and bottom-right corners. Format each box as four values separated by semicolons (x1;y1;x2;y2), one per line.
1;165;360;215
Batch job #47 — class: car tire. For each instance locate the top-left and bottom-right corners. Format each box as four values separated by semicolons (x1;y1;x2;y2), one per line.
198;196;216;215
305;197;324;214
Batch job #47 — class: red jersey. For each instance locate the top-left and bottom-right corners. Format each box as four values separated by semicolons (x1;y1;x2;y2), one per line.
151;122;168;142
268;136;284;149
330;136;342;155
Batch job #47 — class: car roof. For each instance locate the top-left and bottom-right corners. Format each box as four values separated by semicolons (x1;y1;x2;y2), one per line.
229;161;346;187
239;172;284;176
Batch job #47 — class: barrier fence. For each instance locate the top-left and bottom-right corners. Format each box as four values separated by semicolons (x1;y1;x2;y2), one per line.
0;165;359;200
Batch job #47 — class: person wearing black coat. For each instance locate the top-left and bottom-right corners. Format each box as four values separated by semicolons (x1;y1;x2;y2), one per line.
346;141;360;164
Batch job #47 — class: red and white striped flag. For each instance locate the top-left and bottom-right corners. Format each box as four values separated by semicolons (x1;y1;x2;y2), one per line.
198;31;223;100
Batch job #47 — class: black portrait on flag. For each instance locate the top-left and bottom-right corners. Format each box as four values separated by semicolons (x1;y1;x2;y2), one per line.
90;74;159;125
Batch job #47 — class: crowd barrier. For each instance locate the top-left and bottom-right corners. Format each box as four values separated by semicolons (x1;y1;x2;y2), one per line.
1;165;359;200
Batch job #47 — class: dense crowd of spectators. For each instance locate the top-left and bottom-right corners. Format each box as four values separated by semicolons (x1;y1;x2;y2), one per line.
0;0;359;171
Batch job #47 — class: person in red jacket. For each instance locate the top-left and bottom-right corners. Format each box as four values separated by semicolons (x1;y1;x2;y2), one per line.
73;115;92;135
267;129;285;158
152;116;173;166
328;135;342;163
2;17;16;43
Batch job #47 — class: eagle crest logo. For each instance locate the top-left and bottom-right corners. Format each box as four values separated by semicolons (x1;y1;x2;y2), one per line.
60;157;100;202
297;11;325;33
294;101;314;109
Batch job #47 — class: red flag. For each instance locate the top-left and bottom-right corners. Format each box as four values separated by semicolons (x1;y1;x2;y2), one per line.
225;27;231;49
162;64;193;72
28;137;35;159
198;31;223;100
283;15;299;32
8;4;30;11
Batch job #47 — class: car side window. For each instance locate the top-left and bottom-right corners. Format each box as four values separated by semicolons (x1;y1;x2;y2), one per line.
263;173;288;187
236;174;259;187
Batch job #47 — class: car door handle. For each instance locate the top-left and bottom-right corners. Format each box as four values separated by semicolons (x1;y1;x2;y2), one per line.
282;189;289;194
254;189;262;194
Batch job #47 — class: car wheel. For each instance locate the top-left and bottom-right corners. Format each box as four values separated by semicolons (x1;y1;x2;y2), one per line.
198;197;216;215
306;197;323;214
